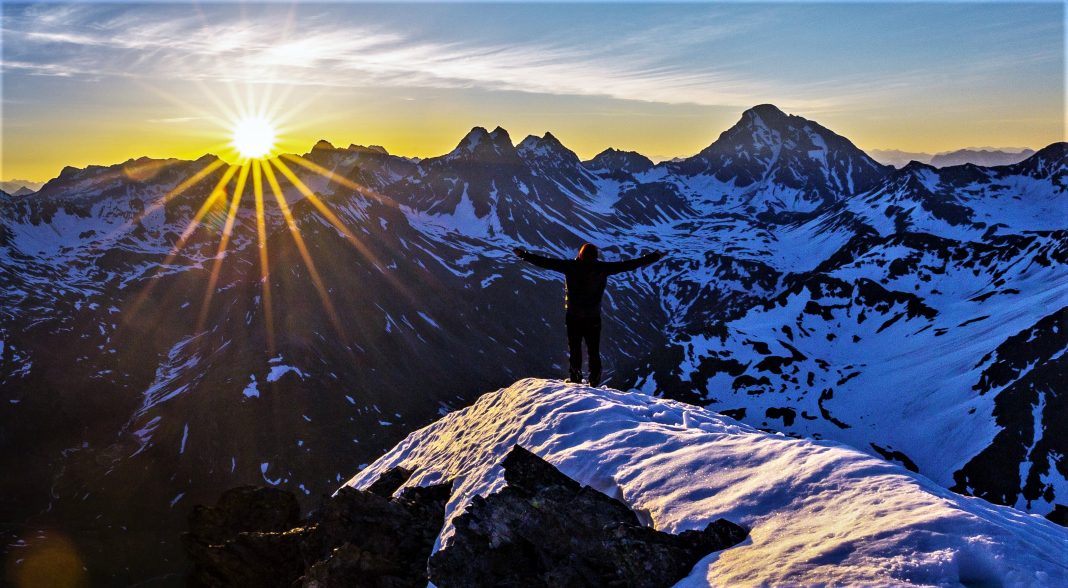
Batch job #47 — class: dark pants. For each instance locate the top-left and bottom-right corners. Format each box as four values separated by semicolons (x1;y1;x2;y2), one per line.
566;314;601;385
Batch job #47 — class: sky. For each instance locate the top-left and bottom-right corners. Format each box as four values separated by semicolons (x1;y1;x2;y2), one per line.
1;1;1065;182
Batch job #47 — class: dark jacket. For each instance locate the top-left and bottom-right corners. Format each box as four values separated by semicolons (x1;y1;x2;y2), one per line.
516;250;661;318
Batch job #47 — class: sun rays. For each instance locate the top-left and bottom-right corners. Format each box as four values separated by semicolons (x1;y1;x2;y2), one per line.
142;153;354;349
125;93;413;353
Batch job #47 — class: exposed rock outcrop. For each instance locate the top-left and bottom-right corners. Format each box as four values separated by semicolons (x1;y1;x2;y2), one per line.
429;445;749;587
184;446;748;587
182;467;450;587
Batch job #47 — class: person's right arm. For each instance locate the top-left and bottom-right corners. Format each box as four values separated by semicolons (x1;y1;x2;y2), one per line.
514;248;570;272
603;251;665;274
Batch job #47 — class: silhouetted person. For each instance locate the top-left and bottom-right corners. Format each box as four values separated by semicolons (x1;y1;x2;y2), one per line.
514;243;664;386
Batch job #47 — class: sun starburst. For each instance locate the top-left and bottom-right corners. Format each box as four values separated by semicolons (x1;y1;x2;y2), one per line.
231;117;277;159
128;84;408;353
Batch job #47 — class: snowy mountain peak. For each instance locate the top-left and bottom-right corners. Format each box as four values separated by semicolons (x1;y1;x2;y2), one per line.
1014;142;1068;183
454;126;490;152
347;144;390;156
583;148;654;176
900;160;938;174
516;131;580;167
882;160;942;195
445;126;519;163
516;134;540;152
742;103;790;128
668;105;890;215
717;104;867;157
488;125;510;141
56;164;87;181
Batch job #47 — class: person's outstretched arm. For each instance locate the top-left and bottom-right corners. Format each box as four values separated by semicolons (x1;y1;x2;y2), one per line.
514;248;571;272
603;251;665;274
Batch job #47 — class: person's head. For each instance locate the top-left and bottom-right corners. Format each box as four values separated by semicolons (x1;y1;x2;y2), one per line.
577;243;598;261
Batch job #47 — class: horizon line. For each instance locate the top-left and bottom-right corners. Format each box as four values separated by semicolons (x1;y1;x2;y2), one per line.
8;134;1058;187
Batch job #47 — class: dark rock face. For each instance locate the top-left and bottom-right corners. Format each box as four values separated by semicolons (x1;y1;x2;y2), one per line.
429;445;748;588
186;486;301;546
183;451;747;587
183;466;450;587
667;103;891;215
584;147;655;176
953;308;1068;510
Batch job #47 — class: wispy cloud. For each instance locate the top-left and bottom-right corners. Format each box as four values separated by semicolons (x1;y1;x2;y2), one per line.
147;116;201;124
0;4;831;110
1;60;80;77
2;2;1061;120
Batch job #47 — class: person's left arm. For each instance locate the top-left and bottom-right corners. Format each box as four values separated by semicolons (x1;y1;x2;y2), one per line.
514;248;571;272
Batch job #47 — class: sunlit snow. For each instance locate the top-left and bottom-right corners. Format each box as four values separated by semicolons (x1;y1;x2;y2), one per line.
346;379;1067;587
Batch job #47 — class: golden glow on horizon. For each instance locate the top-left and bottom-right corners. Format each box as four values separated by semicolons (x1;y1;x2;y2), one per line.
116;82;388;347
4;71;1063;182
231;117;277;159
118;85;427;350
9;105;1063;184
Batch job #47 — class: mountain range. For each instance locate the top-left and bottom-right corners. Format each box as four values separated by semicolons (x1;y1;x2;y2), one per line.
868;147;1037;169
1;103;1064;584
0;180;43;196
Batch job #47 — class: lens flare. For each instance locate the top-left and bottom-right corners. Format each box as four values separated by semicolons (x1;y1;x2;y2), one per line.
231;117;276;159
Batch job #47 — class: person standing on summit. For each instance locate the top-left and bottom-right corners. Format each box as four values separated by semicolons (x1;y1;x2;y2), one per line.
514;244;664;386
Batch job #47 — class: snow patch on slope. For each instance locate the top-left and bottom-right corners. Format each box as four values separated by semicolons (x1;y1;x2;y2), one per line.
344;379;1066;587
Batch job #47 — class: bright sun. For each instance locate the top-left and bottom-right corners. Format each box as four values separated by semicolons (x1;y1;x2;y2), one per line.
231;117;276;159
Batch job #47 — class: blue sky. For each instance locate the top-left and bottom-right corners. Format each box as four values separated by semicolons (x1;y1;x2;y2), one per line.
2;1;1064;180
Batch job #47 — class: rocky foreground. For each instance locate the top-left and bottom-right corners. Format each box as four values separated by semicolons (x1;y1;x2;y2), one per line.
187;379;1067;586
185;445;746;587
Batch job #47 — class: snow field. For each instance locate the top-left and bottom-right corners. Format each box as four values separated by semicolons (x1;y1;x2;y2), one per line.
345;378;1067;587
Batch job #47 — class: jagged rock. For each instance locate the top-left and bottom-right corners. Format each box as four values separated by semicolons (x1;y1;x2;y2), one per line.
183;467;450;587
365;465;414;497
429;445;748;588
300;543;392;587
298;482;452;585
1046;504;1068;526
186;486;300;545
186;527;308;587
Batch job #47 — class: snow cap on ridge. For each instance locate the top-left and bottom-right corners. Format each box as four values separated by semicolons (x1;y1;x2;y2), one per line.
517;132;581;166
445;126;519;163
743;103;789;126
583;147;654;175
344;378;1068;587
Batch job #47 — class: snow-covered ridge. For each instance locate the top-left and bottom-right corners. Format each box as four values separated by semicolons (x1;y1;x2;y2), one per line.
345;378;1067;587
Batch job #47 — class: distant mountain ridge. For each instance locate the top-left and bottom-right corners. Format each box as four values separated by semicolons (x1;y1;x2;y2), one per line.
930;147;1037;167
1;104;1064;583
869;147;1036;168
0;179;44;195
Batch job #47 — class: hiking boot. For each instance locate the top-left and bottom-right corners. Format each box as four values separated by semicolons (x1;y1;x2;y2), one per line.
566;370;583;384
